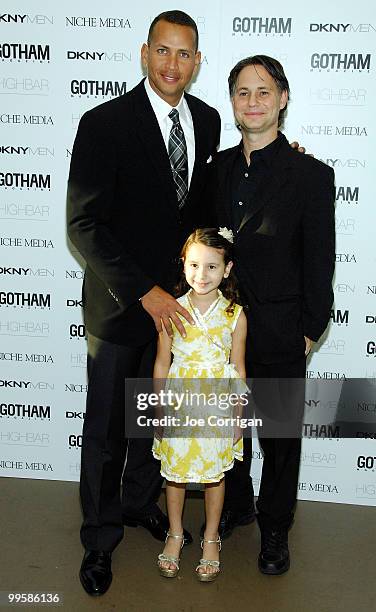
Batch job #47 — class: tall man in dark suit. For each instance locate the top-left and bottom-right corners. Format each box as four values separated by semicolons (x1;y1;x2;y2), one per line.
67;11;220;596
213;56;335;574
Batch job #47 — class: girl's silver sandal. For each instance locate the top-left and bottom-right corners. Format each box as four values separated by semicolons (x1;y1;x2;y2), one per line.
157;532;184;578
195;536;221;582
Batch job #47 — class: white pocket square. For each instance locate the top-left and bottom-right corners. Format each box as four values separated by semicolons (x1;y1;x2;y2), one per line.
206;155;212;164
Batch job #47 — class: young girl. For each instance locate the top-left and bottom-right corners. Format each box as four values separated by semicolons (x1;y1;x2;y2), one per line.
152;227;248;582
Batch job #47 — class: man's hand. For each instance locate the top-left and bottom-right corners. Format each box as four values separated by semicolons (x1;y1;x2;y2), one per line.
304;336;313;356
290;141;314;157
140;285;194;337
290;141;306;153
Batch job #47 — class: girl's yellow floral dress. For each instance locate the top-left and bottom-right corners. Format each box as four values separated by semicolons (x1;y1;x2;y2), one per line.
152;290;248;483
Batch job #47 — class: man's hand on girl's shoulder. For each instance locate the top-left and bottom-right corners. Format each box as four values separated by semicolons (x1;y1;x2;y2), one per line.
140;285;194;338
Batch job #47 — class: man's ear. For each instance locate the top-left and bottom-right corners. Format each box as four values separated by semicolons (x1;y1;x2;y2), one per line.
141;43;149;70
279;89;288;111
192;51;202;77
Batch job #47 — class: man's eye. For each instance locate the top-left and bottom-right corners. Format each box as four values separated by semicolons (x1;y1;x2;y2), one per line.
239;91;247;97
260;91;269;96
180;52;190;58
157;48;167;54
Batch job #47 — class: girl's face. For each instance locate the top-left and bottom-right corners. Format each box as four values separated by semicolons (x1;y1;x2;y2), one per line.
183;241;233;297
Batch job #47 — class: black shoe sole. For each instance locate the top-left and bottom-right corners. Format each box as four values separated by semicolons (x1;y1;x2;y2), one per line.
258;559;290;575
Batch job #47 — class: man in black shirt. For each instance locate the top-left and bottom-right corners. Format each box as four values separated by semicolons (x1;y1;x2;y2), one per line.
213;56;335;574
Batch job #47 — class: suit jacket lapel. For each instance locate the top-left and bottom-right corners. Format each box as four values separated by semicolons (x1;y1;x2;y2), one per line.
131;80;178;208
185;94;205;199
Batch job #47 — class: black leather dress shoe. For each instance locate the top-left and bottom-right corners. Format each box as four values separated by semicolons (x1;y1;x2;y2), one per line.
258;528;290;575
201;508;256;540
123;510;193;545
79;550;112;596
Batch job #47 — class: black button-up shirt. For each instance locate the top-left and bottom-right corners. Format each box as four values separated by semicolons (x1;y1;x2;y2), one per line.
231;132;284;232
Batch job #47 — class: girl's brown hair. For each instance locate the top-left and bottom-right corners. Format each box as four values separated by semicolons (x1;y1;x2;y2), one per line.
175;228;240;315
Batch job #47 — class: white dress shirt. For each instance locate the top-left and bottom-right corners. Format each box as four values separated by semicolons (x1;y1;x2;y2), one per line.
144;77;195;187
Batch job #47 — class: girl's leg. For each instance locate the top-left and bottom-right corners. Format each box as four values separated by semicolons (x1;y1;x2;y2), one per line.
160;481;186;570
200;478;225;574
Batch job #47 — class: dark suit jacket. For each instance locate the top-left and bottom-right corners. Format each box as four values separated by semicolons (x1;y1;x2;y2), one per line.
67;79;220;346
214;133;335;364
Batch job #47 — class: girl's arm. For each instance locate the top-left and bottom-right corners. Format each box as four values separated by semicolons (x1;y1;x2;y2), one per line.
153;324;172;440
153;324;173;380
230;309;247;378
230;310;247;444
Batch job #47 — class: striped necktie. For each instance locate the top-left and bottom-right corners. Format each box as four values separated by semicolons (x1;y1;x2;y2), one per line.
168;108;188;208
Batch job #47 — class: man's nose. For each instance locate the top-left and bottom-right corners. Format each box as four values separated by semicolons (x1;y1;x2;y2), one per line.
247;91;257;106
166;52;179;71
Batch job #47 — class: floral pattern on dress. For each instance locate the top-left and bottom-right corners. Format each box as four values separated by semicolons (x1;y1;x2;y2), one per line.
152;290;248;483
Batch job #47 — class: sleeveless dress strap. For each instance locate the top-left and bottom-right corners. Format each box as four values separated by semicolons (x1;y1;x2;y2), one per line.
230;303;243;332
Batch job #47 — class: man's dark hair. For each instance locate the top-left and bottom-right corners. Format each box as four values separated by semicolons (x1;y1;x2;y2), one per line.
228;55;290;127
147;10;199;52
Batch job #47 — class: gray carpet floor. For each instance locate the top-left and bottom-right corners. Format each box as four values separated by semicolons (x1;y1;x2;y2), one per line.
1;477;375;612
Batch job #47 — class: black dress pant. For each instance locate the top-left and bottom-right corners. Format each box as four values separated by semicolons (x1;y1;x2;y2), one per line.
80;333;163;552
224;355;306;530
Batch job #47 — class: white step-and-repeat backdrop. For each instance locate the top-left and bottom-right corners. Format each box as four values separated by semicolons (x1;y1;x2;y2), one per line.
0;0;375;506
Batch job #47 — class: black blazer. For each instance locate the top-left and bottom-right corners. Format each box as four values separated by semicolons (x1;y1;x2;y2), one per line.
214;133;335;364
67;79;220;346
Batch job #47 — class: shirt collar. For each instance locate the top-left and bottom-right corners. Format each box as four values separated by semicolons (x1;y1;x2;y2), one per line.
144;77;186;123
238;131;284;167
